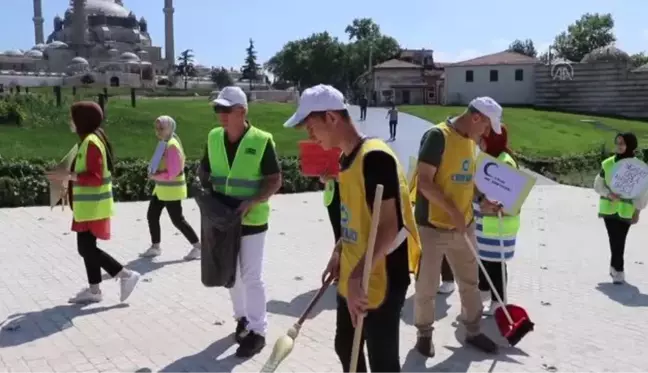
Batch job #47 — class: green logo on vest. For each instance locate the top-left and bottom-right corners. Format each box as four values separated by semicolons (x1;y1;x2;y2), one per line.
340;203;358;243
245;147;257;155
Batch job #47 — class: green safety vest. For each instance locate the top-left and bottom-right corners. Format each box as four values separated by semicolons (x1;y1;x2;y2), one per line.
323;179;336;206
479;152;521;245
152;136;187;201
599;156;636;222
72;134;114;222
207;126;272;226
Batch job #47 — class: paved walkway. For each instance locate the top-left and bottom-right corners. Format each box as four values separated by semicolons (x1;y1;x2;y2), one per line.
2;108;647;372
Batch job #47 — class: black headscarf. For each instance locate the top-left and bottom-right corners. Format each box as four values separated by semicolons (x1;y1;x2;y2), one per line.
615;132;638;161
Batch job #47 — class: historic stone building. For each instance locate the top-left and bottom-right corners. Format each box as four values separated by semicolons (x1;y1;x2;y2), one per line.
0;0;175;88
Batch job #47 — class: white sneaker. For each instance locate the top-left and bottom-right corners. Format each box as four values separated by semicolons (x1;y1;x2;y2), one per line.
437;281;455;294
610;267;625;284
484;301;503;316
480;291;491;303
68;288;102;304
119;270;141;302
140;246;161;258
183;247;201;261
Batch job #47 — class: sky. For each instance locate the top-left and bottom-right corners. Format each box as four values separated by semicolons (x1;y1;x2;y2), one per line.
2;0;646;70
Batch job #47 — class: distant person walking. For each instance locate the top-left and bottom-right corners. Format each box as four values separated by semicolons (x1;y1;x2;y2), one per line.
359;95;368;121
594;132;648;284
386;104;399;141
140;115;201;260
45;101;140;304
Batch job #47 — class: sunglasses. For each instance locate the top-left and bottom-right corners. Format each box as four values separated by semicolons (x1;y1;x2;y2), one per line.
213;105;233;114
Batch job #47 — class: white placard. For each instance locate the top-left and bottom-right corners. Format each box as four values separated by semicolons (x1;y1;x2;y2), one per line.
474;153;536;215
609;158;648;199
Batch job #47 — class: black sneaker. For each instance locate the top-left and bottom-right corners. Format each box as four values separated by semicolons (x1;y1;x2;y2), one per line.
415;336;435;357
466;333;498;354
235;331;266;358
234;317;249;344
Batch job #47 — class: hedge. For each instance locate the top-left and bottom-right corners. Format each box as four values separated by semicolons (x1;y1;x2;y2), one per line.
0;156;321;208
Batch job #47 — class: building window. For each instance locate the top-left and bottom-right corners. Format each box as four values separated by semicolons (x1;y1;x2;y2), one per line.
515;69;524;81
490;70;498;82
465;70;474;82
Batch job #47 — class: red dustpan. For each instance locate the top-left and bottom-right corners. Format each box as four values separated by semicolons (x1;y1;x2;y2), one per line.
494;304;534;346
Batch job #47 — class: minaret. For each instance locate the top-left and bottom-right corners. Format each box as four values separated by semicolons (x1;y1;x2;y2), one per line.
72;0;87;49
32;0;44;44
164;0;175;71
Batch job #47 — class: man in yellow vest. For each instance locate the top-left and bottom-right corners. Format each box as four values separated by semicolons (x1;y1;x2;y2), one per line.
201;86;282;358
284;84;420;372
414;97;503;357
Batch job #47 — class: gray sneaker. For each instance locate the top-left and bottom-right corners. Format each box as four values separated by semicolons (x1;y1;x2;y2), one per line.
119;270;141;302
140;246;161;258
68;288;102;304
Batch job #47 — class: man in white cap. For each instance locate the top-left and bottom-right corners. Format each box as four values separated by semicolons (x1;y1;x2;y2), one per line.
413;97;502;357
200;85;282;358
284;84;421;372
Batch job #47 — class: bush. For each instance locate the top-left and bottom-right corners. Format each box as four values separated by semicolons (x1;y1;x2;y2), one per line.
0;156;321;208
0;96;27;126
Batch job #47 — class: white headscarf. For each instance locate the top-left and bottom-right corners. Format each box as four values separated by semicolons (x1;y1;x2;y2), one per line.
155;115;177;141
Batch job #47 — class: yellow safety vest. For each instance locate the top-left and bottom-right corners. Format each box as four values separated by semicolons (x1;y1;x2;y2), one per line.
599;156;636;222
152;136;187;201
337;139;421;309
423;122;476;229
207;126;273;226
72;134;114;222
323;179;336;206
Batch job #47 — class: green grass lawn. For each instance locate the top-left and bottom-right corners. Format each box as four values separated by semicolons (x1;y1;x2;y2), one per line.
400;106;648;158
0;98;305;159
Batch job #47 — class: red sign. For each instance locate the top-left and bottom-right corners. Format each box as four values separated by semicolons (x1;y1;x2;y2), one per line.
299;141;341;177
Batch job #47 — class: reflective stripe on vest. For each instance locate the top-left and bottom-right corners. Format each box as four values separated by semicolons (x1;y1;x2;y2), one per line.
72;134;114;222
473;203;519;262
323;179;335;206
599;156;635;221
207;126;272;226
152;137;188;201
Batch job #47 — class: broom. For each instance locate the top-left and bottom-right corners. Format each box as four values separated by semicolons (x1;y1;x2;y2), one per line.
463;212;533;347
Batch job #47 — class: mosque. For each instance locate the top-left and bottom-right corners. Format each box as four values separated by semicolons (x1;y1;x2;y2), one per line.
0;0;176;88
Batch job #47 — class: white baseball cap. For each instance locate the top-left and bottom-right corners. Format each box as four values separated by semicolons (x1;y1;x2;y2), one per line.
284;84;347;128
469;97;502;134
212;86;248;109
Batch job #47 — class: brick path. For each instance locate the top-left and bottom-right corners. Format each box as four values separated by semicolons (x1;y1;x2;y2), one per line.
1;185;648;372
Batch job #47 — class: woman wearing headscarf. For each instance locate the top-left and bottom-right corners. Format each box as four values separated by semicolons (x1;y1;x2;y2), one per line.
45;101;140;304
140;115;201;260
473;124;521;315
593;132;647;284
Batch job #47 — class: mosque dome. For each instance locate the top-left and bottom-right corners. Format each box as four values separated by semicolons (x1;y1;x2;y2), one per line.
70;56;90;65
69;0;131;18
119;51;140;62
4;50;24;56
581;45;630;64
25;50;44;58
32;44;47;51
47;41;68;49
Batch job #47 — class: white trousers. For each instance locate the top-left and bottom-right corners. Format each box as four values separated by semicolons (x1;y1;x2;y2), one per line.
229;231;267;336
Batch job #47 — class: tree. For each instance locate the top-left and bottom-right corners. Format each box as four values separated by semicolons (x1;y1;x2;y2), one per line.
80;74;95;85
507;39;537;58
345;18;381;41
174;49;197;90
241;39;261;91
630;52;648;68
211;67;234;89
552;13;616;62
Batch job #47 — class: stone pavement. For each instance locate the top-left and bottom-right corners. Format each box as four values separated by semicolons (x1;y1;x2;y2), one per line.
1;184;648;372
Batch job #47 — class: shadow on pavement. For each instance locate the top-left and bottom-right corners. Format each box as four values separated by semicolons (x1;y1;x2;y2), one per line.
401;293;452;326
0;303;128;347
101;257;188;281
266;285;337;319
159;333;249;372
402;325;528;372
596;282;648;307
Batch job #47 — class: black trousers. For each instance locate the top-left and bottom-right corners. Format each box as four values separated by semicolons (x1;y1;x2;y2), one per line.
604;217;631;272
360;106;367;120
441;255;454;282
478;260;507;300
147;195;199;245
389;120;398;139
77;231;123;285
334;282;407;372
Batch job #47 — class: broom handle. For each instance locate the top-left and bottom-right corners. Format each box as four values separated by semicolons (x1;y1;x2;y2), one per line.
349;184;384;373
497;211;507;305
463;232;514;325
296;275;334;326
